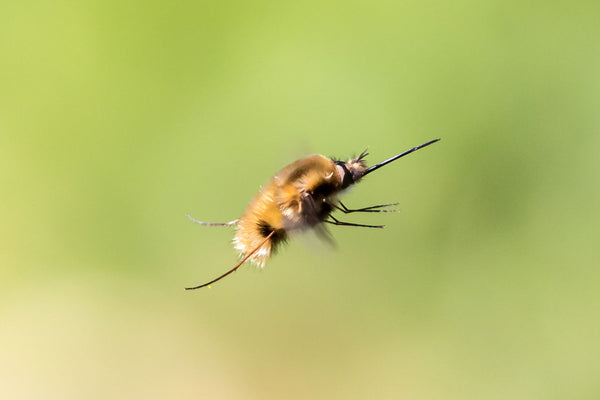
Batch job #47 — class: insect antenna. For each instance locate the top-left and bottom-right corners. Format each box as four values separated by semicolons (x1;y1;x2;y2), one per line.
186;214;239;226
185;230;276;290
363;138;440;176
357;148;369;161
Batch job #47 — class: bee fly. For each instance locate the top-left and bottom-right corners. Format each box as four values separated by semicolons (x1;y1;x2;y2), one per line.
186;138;440;289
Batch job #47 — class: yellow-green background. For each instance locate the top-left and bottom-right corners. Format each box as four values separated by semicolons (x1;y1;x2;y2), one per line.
2;1;599;399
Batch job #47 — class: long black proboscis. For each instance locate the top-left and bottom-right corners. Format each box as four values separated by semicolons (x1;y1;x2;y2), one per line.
363;138;440;176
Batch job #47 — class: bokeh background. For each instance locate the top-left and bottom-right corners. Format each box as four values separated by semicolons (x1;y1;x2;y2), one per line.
2;1;599;399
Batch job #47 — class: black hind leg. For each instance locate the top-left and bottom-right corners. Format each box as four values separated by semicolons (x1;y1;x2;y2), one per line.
324;215;385;229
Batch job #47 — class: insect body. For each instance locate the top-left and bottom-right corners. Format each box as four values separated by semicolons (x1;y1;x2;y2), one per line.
186;139;440;289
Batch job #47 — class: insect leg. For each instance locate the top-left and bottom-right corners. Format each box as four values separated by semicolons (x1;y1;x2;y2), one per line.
185;230;276;290
334;201;398;214
186;214;239;226
325;215;385;229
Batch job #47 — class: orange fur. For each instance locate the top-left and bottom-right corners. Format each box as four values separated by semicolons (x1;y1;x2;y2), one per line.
233;155;342;266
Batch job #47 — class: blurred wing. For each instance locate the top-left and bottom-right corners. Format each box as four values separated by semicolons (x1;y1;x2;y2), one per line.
275;177;328;231
273;155;338;231
299;191;325;226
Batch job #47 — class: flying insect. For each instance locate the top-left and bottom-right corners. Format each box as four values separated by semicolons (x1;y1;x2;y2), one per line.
186;138;440;289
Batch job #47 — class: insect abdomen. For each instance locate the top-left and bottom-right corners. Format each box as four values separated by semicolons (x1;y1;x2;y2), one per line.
233;183;286;266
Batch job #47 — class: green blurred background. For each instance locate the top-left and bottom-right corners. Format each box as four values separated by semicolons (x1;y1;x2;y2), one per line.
1;1;599;399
